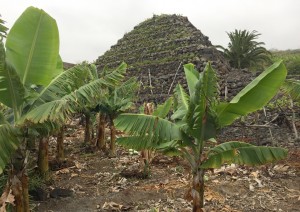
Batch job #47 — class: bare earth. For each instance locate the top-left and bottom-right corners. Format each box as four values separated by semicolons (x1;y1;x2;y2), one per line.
35;127;300;212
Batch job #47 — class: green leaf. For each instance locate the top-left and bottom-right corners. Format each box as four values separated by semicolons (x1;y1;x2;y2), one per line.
153;97;173;118
32;64;92;106
101;62;126;86
185;62;218;140
0;43;25;118
5;6;61;86
0;124;20;174
171;84;189;120
115;114;182;145
117;136;153;150
97;75;138;117
208;141;254;154
21;62;128;124
56;55;64;73
283;79;300;101
184;63;199;96
0;112;8;124
88;63;98;80
217;61;287;127
20;77;109;124
201;142;288;169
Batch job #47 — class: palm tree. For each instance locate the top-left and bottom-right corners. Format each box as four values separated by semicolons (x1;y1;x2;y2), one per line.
217;30;271;70
0;15;8;40
115;61;288;211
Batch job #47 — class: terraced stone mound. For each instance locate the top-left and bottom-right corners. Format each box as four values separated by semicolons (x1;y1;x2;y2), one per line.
96;14;232;104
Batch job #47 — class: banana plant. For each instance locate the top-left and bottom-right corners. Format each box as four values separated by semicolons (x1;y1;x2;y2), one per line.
283;79;300;101
19;62;127;173
22;62;127;124
282;79;300;139
96;76;139;155
115;61;288;211
0;7;62;211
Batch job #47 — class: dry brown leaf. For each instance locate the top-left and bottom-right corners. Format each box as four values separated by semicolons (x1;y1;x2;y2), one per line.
70;173;79;178
0;189;15;212
4;192;14;206
205;194;213;201
102;201;124;210
273;164;289;172
258;188;271;193
75;161;84;169
249;184;255;191
254;178;263;187
0;204;6;212
56;168;70;174
250;171;259;178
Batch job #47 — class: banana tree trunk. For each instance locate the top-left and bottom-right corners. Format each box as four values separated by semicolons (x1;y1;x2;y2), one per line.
192;168;205;212
26;138;36;150
140;103;155;176
11;174;23;212
96;113;106;150
84;113;91;143
9;148;29;212
38;137;49;178
109;117;116;156
56;126;65;163
289;98;299;139
21;173;29;212
24;128;35;150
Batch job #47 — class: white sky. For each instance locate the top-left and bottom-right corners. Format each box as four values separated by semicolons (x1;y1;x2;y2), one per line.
1;0;299;63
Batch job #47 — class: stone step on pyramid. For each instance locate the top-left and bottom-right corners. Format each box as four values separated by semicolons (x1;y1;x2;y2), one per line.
95;14;231;104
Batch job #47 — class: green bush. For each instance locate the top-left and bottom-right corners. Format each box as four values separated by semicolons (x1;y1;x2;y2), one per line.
271;49;300;75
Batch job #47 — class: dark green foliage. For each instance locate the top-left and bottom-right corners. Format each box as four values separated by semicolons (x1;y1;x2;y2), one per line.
271;49;300;75
217;30;271;70
0;15;8;40
115;61;288;210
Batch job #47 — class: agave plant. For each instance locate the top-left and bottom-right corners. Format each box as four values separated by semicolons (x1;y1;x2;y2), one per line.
115;61;288;211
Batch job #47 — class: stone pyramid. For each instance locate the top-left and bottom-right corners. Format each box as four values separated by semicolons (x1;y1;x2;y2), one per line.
96;14;231;103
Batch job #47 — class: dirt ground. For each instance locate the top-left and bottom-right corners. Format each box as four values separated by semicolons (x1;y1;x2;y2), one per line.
34;125;300;212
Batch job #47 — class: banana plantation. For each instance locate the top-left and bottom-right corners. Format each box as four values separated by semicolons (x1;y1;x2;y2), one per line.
0;7;299;212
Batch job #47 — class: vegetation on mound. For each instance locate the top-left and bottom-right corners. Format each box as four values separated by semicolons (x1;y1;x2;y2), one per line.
271;49;300;75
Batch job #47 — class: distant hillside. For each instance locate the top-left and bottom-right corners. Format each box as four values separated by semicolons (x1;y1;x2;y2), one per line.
63;62;75;70
271;49;300;76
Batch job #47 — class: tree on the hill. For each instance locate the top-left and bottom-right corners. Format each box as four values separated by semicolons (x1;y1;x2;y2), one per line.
0;15;8;40
217;29;271;70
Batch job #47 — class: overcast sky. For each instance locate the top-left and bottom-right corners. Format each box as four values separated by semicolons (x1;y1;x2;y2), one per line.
1;0;299;63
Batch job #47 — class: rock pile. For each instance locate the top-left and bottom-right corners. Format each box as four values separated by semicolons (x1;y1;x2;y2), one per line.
96;14;234;104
